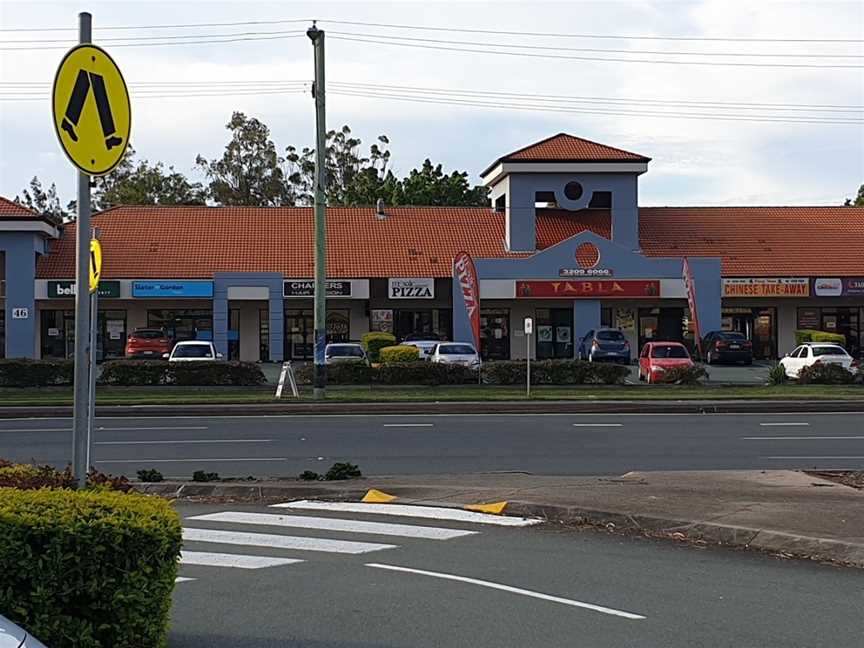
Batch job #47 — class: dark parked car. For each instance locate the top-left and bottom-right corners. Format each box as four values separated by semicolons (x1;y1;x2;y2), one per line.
578;328;631;364
702;331;753;365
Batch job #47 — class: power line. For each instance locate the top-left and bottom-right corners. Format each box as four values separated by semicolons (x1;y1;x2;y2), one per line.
0;32;307;51
2;29;310;44
329;35;864;69
0;18;313;32
0;88;309;101
328;88;864;125
327;30;864;59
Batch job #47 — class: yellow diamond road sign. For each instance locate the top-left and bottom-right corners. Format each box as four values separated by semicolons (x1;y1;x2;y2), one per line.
52;44;130;176
89;239;102;294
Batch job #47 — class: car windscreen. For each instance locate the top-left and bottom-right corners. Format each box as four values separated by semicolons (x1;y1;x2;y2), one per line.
328;346;364;357
439;344;475;355
651;345;689;358
133;330;164;339
173;345;213;358
812;346;847;356
596;330;625;341
718;332;746;340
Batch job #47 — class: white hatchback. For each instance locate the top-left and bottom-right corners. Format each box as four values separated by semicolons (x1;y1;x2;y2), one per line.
778;343;856;378
165;340;223;362
430;342;481;368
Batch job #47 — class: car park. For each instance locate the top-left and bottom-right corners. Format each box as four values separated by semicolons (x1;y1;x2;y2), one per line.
578;328;631;364
638;341;695;383
778;343;857;379
702;331;753;365
430;342;481;368
124;327;171;359
165;340;222;362
324;343;367;364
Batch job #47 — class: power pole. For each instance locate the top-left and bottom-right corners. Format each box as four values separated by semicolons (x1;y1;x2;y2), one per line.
308;23;327;399
71;11;93;488
86;227;100;472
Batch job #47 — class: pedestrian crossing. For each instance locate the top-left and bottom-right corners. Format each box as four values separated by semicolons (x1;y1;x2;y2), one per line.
177;502;528;584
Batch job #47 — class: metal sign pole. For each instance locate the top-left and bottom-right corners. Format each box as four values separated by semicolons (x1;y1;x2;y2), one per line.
308;23;327;400
86;228;100;472
526;332;531;399
71;11;93;489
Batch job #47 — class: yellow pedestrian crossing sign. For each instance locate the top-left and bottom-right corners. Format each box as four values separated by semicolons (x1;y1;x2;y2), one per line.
89;239;102;293
52;44;130;176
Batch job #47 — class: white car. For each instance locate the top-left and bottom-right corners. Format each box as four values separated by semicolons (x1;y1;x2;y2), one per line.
430;342;481;368
401;340;440;361
1;614;49;648
325;343;367;364
164;340;223;362
778;343;856;378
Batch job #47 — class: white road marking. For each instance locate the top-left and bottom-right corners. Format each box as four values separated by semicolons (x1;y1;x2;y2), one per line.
97;426;209;431
187;511;478;540
272;500;543;527
759;422;810;427
181;550;303;569
96;457;286;463
743;436;864;440
175;576;196;583
182;527;397;554
382;423;434;427
0;428;71;432
94;439;271;445
366;563;646;620
762;455;864;460
572;423;622;427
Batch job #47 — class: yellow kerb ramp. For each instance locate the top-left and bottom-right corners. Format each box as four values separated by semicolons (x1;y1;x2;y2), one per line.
464;501;508;515
362;489;397;503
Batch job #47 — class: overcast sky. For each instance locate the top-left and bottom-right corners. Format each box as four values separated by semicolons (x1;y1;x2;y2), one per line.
1;0;862;207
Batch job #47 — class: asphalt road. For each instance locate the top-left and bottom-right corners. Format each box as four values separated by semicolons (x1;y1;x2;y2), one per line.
2;412;862;477
170;500;864;648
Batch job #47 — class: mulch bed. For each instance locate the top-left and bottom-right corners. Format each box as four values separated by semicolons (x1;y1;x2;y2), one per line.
806;470;864;490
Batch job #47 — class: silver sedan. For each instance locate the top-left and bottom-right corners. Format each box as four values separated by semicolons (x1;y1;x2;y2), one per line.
0;615;49;648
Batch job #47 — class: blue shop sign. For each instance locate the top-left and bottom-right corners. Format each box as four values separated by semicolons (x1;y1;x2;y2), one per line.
132;281;214;298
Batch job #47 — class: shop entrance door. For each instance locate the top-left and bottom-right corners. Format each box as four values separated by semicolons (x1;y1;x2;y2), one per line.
286;310;313;360
536;308;573;359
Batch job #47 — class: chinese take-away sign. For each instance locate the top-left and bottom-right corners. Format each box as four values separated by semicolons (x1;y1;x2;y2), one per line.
52;44;130;176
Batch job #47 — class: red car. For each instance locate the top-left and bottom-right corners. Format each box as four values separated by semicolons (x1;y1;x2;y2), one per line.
639;341;694;383
125;328;172;359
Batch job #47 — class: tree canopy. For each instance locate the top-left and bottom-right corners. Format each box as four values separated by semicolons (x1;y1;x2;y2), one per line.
844;184;864;207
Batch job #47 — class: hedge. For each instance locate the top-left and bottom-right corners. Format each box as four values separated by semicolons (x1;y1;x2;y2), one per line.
0;459;131;492
0;487;182;648
797;363;856;385
794;329;847;346
482;360;629;385
361;332;396;362
379;345;421;363
378;361;475;385
293;361;373;385
0;359;74;387
100;359;265;386
651;364;709;385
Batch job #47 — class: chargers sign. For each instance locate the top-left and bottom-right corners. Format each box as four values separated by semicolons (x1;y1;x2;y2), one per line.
388;278;434;299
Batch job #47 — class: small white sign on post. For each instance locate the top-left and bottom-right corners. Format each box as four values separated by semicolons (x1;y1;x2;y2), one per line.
12;308;29;319
524;317;533;398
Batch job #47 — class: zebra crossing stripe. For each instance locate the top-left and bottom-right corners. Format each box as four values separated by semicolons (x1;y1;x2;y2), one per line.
175;576;196;583
271;500;543;527
182;527;397;554
181;550;304;569
187;511;478;540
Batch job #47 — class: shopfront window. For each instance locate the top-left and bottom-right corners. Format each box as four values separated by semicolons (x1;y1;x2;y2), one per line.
259;309;270;361
284;309;350;360
480;309;510;360
147;310;213;343
638;307;684;353
722;307;777;359
0;309;4;359
394;309;434;341
40;310;127;360
535;308;573;359
797;307;861;358
228;309;240;361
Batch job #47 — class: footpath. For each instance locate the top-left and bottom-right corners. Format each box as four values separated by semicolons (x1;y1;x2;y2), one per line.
138;469;864;568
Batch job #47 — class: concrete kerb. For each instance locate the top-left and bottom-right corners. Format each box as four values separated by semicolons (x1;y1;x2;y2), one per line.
137;480;864;568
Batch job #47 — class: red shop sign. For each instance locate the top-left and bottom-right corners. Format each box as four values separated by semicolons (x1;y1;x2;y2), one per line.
516;280;661;299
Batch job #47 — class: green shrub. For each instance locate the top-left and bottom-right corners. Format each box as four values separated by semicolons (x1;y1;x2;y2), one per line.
137;468;164;483
0;359;74;387
192;470;219;482
797;363;855;385
0;461;130;492
292;361;372;385
100;359;168;386
482;360;629;385
298;470;321;481
379;345;421;363
377;361;474;385
362;332;397;362
325;462;362;480
794;329;846;346
0;487;181;648
651;364;709;385
768;363;788;385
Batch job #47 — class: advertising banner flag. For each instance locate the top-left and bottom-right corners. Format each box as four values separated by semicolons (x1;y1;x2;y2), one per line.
453;251;481;349
683;258;703;358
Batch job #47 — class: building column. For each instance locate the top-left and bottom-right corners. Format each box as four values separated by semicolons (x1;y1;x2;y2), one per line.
4;239;37;359
268;289;284;362
573;300;601;359
212;292;228;358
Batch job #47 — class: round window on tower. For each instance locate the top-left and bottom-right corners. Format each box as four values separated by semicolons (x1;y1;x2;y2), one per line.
564;181;583;201
575;242;600;269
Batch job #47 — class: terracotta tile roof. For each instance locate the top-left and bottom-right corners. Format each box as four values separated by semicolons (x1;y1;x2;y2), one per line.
0;196;41;219
36;205;517;279
35;204;864;280
481;133;649;177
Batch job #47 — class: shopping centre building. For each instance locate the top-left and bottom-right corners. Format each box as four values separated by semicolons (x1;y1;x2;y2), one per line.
2;133;862;362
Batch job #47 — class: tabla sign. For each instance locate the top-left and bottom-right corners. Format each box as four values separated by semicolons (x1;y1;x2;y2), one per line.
388;278;434;299
516;280;660;299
